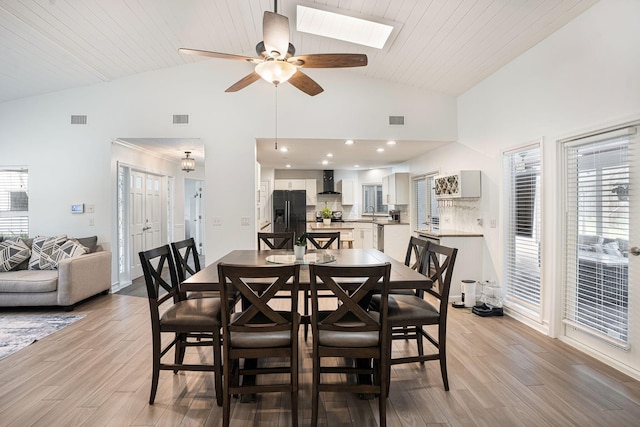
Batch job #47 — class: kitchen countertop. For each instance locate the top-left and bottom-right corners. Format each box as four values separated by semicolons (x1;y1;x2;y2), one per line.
340;219;410;226
309;223;355;230
415;229;484;238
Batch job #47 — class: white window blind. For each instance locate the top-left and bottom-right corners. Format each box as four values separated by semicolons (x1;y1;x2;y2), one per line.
503;146;541;312
563;128;633;347
0;168;29;237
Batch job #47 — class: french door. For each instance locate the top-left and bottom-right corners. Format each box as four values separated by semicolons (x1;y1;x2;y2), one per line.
129;170;163;279
562;123;639;375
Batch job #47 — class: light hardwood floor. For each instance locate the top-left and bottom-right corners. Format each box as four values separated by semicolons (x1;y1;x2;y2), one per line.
1;292;640;426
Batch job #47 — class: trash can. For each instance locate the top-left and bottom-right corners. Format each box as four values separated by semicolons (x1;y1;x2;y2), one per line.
461;280;477;308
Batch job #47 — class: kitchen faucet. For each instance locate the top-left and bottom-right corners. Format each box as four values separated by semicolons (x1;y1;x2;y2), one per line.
365;205;374;213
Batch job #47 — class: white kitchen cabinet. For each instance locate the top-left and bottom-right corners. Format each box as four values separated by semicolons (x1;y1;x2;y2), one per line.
382;173;410;205
274;179;306;190
349;222;374;249
434;170;481;199
382;224;410;262
415;231;483;301
305;179;317;205
337;179;355;205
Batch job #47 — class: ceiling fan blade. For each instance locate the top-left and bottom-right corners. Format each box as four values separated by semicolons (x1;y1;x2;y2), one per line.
288;53;368;68
225;72;261;92
179;48;260;63
288;71;324;96
263;12;290;59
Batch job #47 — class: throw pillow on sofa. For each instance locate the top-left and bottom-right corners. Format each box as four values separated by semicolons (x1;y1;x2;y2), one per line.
53;239;89;265
0;239;31;272
28;235;67;270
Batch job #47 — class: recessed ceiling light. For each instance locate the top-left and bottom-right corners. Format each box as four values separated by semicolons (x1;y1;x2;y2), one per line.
286;164;291;168
297;6;393;49
387;140;396;145
326;153;333;157
377;148;385;152
354;165;360;168
322;160;329;165
280;147;288;152
345;140;354;145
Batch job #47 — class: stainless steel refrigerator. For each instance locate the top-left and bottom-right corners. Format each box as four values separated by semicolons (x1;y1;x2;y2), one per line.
273;190;307;241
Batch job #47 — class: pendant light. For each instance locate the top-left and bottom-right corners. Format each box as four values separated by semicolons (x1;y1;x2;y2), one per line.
181;151;195;172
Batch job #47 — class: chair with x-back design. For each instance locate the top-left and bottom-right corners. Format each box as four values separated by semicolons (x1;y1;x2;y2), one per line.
217;263;301;427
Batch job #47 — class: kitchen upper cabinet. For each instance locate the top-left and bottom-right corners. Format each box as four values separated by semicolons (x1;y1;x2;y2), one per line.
382;173;410;205
274;179;306;190
434;170;481;199
305;179;317;205
337;179;355;205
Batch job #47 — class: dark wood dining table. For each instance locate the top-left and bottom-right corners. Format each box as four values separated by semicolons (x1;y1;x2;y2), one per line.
181;248;432;400
181;248;433;292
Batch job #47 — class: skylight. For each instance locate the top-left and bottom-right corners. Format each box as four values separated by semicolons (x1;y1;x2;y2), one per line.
296;6;393;49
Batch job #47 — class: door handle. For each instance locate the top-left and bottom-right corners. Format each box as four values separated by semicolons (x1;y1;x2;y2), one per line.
630;246;640;256
142;226;151;231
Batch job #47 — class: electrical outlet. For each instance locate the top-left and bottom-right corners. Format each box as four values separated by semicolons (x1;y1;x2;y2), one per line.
490;219;497;228
241;217;250;226
88;218;95;226
212;217;222;226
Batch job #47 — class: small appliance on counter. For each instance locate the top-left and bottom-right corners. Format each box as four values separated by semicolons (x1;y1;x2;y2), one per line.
389;210;401;222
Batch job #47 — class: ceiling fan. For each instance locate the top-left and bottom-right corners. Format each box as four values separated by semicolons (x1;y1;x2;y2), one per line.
178;2;367;96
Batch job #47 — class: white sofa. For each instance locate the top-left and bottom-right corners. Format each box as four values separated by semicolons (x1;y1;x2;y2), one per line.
0;237;111;311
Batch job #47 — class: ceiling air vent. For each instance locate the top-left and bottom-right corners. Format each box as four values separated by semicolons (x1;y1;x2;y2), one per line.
70;115;87;125
388;115;405;126
173;114;189;124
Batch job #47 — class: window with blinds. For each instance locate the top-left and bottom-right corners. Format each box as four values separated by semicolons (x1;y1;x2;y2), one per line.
414;175;439;229
563;128;633;347
0;168;29;237
503;145;541;312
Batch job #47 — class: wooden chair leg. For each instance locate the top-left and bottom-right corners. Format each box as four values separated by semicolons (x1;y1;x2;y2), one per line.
416;326;425;362
150;333;161;404
311;355;320;426
439;328;449;391
213;329;223;407
304;291;310;341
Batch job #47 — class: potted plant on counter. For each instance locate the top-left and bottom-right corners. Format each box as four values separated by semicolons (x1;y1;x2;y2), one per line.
321;202;332;225
294;232;308;260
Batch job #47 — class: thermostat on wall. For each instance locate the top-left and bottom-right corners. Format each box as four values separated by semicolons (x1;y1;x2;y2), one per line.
71;204;84;214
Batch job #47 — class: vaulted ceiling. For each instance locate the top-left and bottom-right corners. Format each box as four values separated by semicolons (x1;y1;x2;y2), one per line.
0;0;598;104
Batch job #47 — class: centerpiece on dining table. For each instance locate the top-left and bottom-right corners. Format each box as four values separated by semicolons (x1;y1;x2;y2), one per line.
294;232;308;260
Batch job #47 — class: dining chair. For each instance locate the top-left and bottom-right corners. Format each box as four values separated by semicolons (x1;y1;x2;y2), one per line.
371;242;457;393
139;245;223;406
257;232;294;250
308;263;392;427
171;237;210;299
305;232;341;249
302;232;341;341
217;263;301;427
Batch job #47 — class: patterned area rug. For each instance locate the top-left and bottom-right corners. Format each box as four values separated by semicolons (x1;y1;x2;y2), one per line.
0;314;85;360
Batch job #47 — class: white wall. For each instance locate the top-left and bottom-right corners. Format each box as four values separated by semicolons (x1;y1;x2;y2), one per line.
0;59;457;273
439;0;640;337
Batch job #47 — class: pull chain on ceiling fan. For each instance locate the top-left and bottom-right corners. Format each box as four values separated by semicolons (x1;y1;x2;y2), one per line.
178;0;367;96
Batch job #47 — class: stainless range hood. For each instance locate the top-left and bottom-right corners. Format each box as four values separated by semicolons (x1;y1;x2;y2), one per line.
318;170;340;195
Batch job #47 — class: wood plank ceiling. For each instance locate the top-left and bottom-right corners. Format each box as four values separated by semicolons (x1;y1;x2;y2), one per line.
0;0;599;104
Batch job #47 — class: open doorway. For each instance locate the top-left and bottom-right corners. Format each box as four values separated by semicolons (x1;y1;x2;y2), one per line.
184;178;205;256
112;138;204;289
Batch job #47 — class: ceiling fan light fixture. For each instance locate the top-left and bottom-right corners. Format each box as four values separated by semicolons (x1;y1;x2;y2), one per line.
255;60;296;86
181;151;195;172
